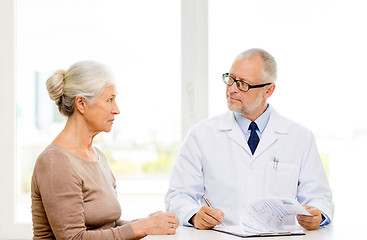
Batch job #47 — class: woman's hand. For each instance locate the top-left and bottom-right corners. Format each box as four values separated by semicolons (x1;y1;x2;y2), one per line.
131;211;178;239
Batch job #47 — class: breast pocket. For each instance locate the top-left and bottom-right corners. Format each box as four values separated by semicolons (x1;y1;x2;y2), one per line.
265;160;298;198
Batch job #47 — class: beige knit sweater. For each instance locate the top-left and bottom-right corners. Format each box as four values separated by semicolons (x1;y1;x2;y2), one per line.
31;144;135;240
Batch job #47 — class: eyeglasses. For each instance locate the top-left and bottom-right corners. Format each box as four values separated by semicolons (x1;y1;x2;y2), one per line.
222;73;272;92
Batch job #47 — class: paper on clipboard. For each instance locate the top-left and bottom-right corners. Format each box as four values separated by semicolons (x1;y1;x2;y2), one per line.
214;198;311;238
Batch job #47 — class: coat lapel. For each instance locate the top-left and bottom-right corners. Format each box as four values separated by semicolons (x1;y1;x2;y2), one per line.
219;112;253;155
218;108;289;159
253;108;288;159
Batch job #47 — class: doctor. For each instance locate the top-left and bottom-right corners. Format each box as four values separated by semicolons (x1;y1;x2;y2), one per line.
165;48;334;231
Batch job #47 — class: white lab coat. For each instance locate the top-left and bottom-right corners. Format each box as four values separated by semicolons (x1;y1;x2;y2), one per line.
165;106;334;226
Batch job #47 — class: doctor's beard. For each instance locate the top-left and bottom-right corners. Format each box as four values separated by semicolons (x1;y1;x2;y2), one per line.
227;91;265;117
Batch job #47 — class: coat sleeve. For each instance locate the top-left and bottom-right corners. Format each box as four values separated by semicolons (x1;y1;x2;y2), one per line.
297;131;334;224
164;126;205;226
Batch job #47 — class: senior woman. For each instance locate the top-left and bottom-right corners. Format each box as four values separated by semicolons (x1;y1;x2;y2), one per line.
31;61;178;239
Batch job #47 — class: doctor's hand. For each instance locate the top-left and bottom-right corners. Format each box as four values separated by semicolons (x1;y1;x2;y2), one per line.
192;206;224;230
297;205;322;230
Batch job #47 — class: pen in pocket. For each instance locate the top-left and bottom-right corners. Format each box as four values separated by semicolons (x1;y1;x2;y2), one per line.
273;157;279;171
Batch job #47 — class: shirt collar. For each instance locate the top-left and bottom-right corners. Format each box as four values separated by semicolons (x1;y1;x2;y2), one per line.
233;104;271;135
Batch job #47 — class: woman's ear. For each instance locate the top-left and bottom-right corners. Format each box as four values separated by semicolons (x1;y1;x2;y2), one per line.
75;96;86;114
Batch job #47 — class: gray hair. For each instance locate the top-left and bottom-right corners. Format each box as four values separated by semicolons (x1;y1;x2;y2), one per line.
236;48;277;83
46;60;115;117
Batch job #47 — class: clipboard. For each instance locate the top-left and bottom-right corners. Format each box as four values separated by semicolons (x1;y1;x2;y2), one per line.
213;226;306;238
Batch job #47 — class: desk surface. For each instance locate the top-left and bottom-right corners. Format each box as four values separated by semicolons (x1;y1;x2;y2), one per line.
142;225;363;240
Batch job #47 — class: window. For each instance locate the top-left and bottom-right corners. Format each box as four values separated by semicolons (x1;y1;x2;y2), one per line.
209;0;367;226
1;0;207;238
16;0;181;221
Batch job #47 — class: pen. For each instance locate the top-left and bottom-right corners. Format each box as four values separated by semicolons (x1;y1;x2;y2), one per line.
273;157;279;171
203;196;224;226
203;196;213;208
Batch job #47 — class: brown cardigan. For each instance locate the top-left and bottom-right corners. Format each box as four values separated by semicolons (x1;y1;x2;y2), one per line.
31;144;135;239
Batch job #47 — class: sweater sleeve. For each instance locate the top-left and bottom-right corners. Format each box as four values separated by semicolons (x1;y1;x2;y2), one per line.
100;149;139;229
31;149;136;240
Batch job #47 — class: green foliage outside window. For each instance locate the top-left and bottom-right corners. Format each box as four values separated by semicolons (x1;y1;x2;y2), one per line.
105;141;179;174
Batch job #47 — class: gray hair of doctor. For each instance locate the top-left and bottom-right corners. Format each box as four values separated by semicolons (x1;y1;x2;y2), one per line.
46;60;115;117
236;48;277;83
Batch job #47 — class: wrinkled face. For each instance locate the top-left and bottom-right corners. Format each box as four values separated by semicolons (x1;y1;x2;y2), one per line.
84;85;120;133
226;55;273;120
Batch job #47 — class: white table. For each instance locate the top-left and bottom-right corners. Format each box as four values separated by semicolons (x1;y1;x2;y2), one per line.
142;225;364;240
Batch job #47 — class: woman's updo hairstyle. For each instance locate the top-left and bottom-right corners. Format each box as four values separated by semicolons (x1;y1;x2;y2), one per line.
46;61;115;117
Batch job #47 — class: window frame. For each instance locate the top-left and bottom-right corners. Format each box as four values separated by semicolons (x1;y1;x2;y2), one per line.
0;0;34;238
0;0;208;238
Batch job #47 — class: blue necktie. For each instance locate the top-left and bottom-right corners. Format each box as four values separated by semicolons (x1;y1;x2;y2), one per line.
248;122;259;155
